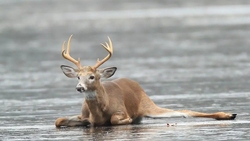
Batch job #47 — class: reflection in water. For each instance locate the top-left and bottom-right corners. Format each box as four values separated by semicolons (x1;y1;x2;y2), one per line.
57;124;170;140
53;120;250;140
1;120;250;140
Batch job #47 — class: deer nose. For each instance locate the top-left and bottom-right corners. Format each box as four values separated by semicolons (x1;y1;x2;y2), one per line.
76;84;85;93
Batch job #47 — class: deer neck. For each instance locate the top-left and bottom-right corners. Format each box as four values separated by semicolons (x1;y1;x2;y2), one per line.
84;82;109;112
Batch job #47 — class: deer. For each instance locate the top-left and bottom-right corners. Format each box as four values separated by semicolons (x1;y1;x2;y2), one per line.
55;35;237;127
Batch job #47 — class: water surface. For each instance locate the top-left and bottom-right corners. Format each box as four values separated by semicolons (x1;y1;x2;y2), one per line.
0;0;250;140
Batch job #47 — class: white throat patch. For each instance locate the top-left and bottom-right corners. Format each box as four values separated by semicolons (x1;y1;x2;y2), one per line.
83;91;96;100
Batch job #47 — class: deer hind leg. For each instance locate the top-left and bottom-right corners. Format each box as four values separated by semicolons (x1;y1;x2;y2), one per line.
110;111;133;125
143;105;236;120
55;115;91;127
177;110;237;120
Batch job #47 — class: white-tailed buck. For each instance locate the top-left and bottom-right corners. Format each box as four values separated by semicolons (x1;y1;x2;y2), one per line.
55;35;237;127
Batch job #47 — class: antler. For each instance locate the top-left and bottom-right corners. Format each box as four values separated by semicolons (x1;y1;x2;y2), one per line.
92;37;113;70
62;35;82;69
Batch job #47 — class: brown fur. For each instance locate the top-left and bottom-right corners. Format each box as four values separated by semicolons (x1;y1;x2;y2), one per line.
55;36;236;127
55;78;236;127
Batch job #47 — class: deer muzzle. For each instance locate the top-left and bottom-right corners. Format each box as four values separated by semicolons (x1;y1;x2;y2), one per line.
76;83;86;93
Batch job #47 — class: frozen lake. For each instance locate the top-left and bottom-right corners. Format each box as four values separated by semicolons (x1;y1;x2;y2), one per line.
0;0;250;140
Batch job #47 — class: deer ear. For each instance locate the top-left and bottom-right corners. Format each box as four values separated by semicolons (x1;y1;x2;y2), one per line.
98;67;117;79
60;65;78;78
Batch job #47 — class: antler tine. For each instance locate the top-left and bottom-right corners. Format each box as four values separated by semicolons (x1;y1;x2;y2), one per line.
92;37;113;70
61;35;81;69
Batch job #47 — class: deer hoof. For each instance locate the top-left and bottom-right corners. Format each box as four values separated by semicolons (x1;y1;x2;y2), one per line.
55;117;68;128
230;114;237;120
215;112;237;120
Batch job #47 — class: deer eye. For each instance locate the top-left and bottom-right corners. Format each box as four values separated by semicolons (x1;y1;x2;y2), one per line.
89;76;95;80
77;77;80;80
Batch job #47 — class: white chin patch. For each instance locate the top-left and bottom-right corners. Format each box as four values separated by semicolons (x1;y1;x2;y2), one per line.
83;91;96;100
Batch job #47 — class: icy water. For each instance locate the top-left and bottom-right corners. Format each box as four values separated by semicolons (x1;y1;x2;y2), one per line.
1;0;250;140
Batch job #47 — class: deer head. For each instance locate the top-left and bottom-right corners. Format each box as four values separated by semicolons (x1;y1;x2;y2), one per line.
60;35;117;93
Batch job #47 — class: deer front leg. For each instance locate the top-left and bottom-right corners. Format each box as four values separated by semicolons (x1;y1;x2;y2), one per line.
177;110;237;120
110;111;133;125
55;115;90;127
